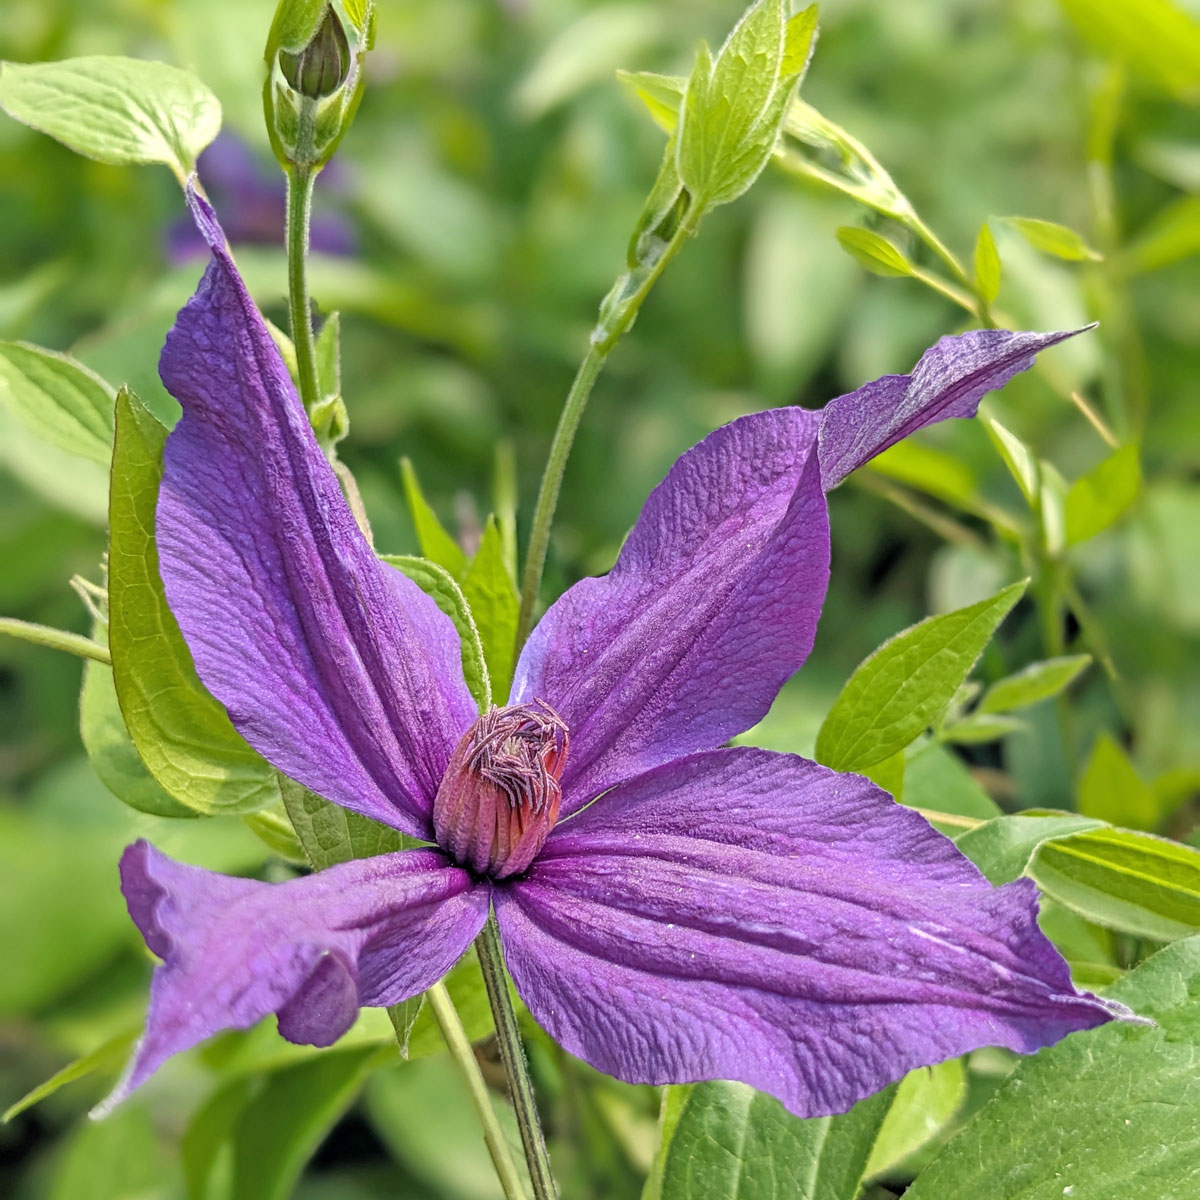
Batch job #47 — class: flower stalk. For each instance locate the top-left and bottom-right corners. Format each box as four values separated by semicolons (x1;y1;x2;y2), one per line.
285;164;321;414
514;214;695;650
476;915;558;1200
426;979;530;1200
0;618;111;664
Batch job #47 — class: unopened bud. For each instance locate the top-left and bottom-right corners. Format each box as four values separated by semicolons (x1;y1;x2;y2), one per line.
279;6;350;100
433;701;569;879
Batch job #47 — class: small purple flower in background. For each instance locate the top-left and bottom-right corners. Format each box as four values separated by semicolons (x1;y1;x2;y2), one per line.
98;189;1131;1119
166;133;355;264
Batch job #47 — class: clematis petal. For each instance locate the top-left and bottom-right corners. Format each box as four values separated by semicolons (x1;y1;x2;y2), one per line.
95;840;489;1116
156;189;477;837
495;748;1129;1119
818;327;1089;490
512;409;829;813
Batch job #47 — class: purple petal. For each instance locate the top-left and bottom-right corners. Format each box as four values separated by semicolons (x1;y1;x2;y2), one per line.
495;748;1127;1119
818;327;1092;489
512;409;829;814
95;840;488;1115
157;189;477;837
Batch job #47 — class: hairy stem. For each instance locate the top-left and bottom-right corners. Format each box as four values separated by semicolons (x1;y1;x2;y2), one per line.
286;165;321;413
476;916;557;1200
0;618;111;665
426;980;529;1200
514;218;694;650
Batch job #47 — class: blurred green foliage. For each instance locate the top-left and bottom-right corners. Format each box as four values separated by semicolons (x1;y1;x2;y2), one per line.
1;0;1197;1196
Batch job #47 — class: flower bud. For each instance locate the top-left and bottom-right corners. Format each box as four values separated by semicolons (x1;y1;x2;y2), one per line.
279;6;350;100
433;701;569;879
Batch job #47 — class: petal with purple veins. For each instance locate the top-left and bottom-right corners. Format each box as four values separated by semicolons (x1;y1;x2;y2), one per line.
512;409;829;813
95;840;489;1115
495;748;1128;1119
156;190;477;838
818;327;1091;490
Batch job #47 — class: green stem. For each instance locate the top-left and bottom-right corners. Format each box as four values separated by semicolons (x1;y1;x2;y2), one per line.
476;916;557;1200
0;618;111;664
910;266;981;319
426;980;529;1200
514;218;694;649
286;165;321;412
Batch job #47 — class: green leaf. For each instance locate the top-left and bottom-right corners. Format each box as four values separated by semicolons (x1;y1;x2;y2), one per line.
0;56;221;183
1064;443;1141;544
1077;731;1158;830
228;1047;389;1200
461;516;519;702
0;402;109;522
1003;216;1102;262
366;1057;526;1197
979;654;1091;713
676;0;814;211
902;739;1001;831
836;226;913;277
279;774;406;871
383;554;490;711
3;1027;139;1123
865;1059;966;1179
406;950;494;1057
242;803;308;863
79;650;196;818
618;69;685;133
108;389;281;814
659;1079;895;1200
863;749;905;802
867;440;980;512
387;994;425;1059
1031;826;1200;942
815;581;1027;773
314;311;341;400
939;713;1024;745
49;1101;169;1200
399;457;468;580
643;1086;693;1200
954;812;1104;885
904;936;1200;1200
0;341;115;464
973;223;1001;305
780;6;820;78
985;418;1039;507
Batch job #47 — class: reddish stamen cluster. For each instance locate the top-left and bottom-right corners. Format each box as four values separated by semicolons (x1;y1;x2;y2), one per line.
432;700;569;879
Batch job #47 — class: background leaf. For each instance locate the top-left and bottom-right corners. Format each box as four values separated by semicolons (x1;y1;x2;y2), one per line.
904;936;1200;1200
1004;216;1102;262
108;389;280;815
1064;443;1142;544
815;581;1026;772
0;341;115;464
978;654;1091;713
658;1079;896;1200
836;226;913;277
0;56;221;182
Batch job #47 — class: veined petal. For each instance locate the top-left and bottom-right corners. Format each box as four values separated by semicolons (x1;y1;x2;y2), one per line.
495;748;1128;1119
818;327;1090;490
95;840;488;1116
512;409;829;814
156;190;476;837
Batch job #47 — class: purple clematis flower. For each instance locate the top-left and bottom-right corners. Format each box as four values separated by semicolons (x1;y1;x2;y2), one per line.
99;190;1128;1119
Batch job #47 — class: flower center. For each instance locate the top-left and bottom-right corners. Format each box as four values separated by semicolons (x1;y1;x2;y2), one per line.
432;700;569;879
